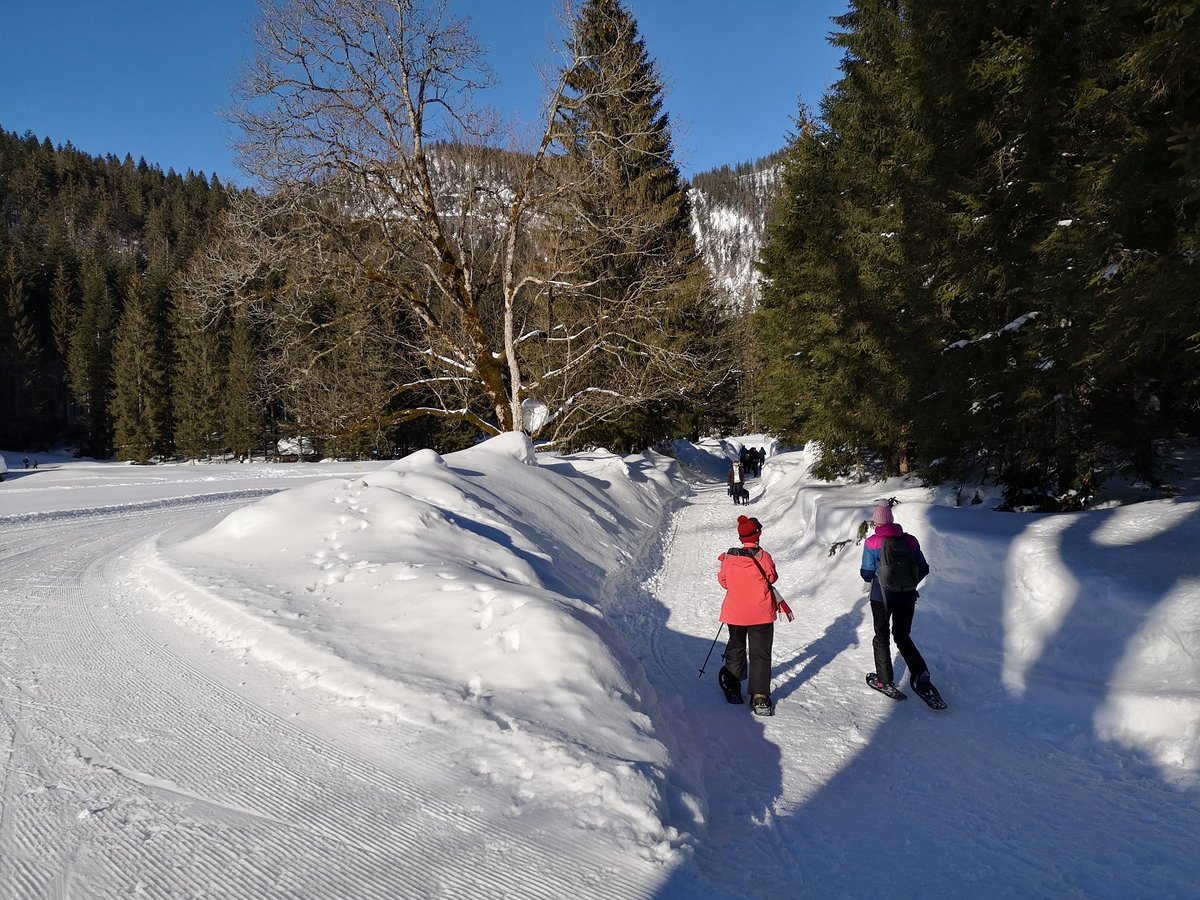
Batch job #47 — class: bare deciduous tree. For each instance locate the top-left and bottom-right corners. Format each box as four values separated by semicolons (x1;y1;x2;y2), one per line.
182;0;719;446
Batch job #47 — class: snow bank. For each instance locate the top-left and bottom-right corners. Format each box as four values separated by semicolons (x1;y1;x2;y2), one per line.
145;433;692;856
751;444;1200;784
666;433;782;481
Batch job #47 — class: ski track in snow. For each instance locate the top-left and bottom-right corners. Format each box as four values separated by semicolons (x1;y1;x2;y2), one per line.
0;502;661;899
3;471;1199;898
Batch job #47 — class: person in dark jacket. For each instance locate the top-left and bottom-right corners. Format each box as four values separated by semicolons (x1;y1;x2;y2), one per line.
718;515;779;714
752;447;763;477
860;503;932;692
727;460;747;504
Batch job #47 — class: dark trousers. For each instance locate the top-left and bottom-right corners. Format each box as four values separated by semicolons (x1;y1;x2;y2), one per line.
724;623;774;698
871;597;928;685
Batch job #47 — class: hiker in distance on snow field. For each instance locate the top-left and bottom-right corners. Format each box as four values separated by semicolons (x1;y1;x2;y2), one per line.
728;459;748;504
717;515;779;715
860;503;933;693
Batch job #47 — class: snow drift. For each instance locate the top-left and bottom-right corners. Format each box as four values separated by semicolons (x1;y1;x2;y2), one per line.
146;433;692;857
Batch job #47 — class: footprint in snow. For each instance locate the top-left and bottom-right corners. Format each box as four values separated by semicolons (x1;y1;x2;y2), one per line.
496;627;520;653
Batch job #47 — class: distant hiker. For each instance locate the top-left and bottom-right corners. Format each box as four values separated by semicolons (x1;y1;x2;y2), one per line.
728;460;747;504
748;447;762;477
860;503;938;699
23;456;29;469
717;515;779;715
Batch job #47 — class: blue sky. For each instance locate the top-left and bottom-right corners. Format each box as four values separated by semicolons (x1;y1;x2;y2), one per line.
1;1;847;183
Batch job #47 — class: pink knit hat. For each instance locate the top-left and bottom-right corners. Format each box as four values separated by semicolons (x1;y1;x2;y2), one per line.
872;504;894;525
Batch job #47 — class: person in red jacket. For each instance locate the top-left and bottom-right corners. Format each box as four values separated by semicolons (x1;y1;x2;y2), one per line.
717;515;779;715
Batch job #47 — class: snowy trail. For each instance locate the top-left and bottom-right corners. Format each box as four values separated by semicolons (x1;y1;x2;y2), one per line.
633;473;1200;899
0;503;666;899
633;478;883;897
4;454;1199;899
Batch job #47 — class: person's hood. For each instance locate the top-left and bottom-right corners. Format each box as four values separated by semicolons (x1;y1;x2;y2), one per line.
874;522;904;538
722;551;764;571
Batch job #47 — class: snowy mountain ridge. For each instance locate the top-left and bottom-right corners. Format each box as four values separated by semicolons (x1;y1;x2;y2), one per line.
689;158;783;310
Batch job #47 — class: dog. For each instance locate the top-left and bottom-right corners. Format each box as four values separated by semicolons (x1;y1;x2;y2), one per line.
732;485;750;505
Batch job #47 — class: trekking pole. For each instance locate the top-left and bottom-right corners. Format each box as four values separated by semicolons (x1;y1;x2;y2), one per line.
697;624;724;677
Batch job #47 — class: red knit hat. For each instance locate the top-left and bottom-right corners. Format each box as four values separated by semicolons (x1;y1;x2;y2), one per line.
737;515;762;541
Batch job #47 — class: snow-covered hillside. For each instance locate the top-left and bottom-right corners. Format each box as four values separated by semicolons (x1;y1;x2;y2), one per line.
689;160;782;310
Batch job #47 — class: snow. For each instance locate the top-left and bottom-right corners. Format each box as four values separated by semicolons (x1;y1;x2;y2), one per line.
2;436;1198;897
946;312;1041;355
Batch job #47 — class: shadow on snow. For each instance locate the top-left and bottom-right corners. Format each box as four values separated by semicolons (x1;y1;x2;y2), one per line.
637;488;1200;899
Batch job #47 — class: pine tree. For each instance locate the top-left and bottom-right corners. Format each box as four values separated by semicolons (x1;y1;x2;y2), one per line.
912;0;1168;504
757;0;940;477
0;127;229;450
755;114;841;454
548;0;726;449
558;0;694;293
224;312;261;460
67;250;119;455
1060;0;1200;485
171;296;225;461
2;260;48;445
758;0;1199;504
49;261;76;364
4;262;43;386
111;275;169;462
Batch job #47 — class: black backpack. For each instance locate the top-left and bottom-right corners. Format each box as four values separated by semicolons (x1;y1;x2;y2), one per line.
878;536;920;593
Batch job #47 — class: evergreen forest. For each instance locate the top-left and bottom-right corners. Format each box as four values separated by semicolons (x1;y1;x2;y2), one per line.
1;0;735;463
2;0;1197;511
756;0;1199;509
0;132;232;458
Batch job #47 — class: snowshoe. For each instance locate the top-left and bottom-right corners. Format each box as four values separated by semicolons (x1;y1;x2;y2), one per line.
718;666;744;704
866;672;907;700
751;694;774;716
910;673;947;710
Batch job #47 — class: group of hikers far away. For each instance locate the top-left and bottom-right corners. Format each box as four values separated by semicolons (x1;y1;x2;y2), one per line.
711;491;946;716
727;445;765;506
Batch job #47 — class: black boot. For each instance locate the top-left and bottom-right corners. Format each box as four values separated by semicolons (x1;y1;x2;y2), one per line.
718;666;744;704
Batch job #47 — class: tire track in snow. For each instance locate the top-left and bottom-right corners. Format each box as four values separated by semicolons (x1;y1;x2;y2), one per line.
0;500;666;899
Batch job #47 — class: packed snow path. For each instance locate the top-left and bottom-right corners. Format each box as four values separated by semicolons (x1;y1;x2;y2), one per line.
631;477;1200;898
